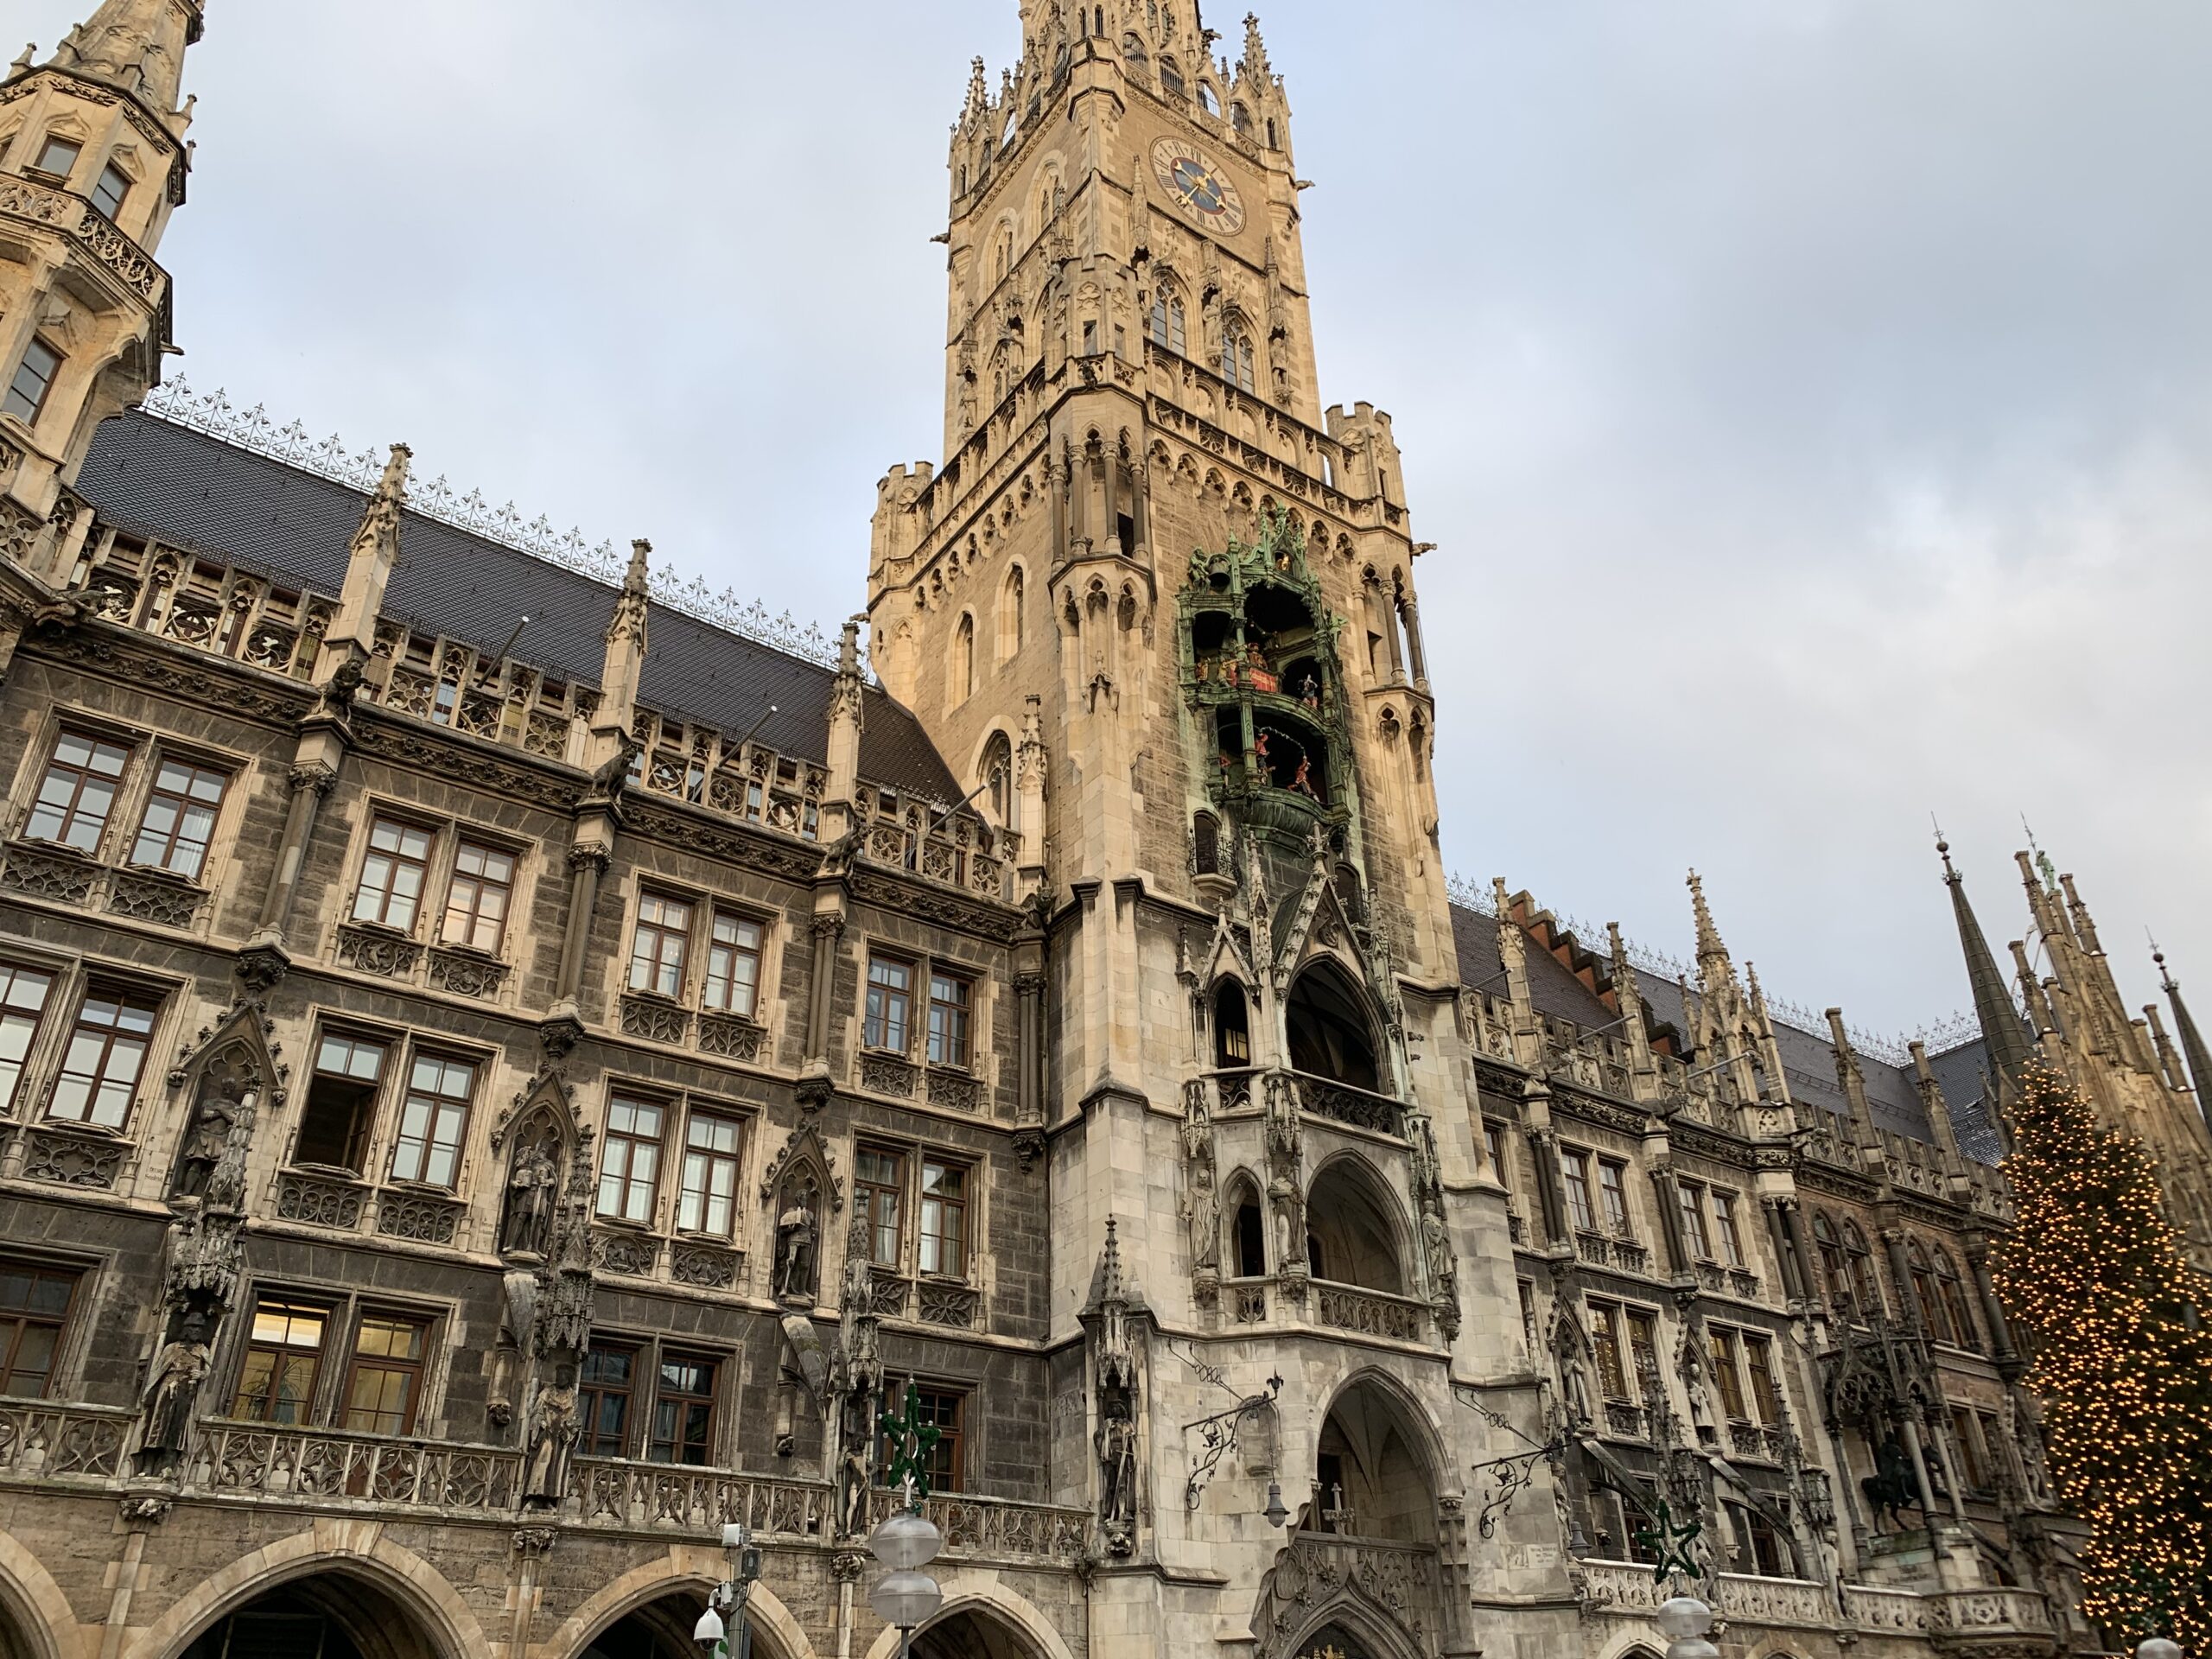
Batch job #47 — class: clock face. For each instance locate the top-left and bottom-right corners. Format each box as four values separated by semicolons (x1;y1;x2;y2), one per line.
1152;137;1247;235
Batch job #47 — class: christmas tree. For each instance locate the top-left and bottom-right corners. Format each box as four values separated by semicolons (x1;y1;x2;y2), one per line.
1991;1062;2212;1647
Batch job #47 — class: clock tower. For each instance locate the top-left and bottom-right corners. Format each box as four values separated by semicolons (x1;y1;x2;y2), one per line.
868;6;1498;1646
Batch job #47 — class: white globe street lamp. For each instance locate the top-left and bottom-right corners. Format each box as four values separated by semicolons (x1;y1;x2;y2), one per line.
2136;1640;2183;1659
868;1477;944;1657
1657;1594;1719;1659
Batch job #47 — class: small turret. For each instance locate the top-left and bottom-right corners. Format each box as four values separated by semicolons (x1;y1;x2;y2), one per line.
48;0;202;114
319;443;410;672
2155;944;2212;1139
1938;836;2035;1088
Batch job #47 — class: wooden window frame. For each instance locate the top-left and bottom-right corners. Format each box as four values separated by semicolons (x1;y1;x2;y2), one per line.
855;1143;906;1269
863;953;915;1054
926;969;974;1070
1743;1332;1781;1425
290;1027;391;1175
675;1108;744;1238
90;160;130;219
1711;1189;1749;1269
579;1341;639;1458
918;1154;971;1280
28;134;80;181
627;889;693;1001
351;813;436;933
440;838;517;955
1708;1326;1751;1424
648;1348;720;1465
388;1047;476;1189
1560;1148;1597;1235
1587;1300;1630;1402
1596;1157;1631;1237
702;908;766;1019
0;961;57;1116
47;979;161;1130
0;1260;82;1398
879;1376;966;1494
340;1309;430;1436
24;726;133;854
230;1298;332;1426
1624;1306;1662;1404
127;753;229;882
1676;1179;1715;1262
598;1093;667;1225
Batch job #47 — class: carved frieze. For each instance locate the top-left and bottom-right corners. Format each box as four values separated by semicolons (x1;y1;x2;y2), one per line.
858;1052;918;1099
0;842;101;905
335;923;423;980
925;1065;982;1114
427;948;510;1000
276;1171;366;1230
918;1281;981;1329
595;1230;658;1278
106;868;207;928
671;1241;741;1289
22;1126;126;1188
618;995;690;1046
697;1012;766;1063
375;1192;463;1245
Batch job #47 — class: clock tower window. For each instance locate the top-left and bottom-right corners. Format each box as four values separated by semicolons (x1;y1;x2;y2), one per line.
1159;54;1185;98
1149;292;1186;356
1223;326;1256;395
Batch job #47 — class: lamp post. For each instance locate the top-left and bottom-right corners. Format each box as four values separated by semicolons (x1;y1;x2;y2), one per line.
870;1382;946;1657
692;1521;763;1657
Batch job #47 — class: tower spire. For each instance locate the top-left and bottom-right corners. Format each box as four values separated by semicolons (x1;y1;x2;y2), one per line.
2156;944;2212;1109
1687;868;1729;971
1937;835;2033;1085
48;0;203;114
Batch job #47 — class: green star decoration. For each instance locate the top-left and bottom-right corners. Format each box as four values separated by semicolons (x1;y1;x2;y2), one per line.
878;1382;943;1510
1634;1497;1704;1591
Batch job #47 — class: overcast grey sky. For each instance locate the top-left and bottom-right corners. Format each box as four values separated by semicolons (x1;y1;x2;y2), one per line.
33;0;2211;1037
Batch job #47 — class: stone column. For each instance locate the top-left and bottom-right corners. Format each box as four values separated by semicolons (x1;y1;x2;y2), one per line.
252;758;338;938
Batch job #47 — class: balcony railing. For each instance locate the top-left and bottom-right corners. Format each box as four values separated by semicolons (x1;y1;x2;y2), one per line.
1291;1072;1405;1137
0;1400;133;1479
1313;1280;1431;1344
194;1421;523;1510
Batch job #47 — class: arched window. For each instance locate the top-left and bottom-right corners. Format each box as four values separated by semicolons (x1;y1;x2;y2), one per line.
1228;1175;1266;1277
1231;100;1252;137
1122;32;1149;69
1192;810;1221;876
1198;83;1220;117
998;565;1025;660
1266;117;1279;149
951;613;975;702
1149;288;1186;354
978;731;1014;830
1812;1211;1851;1314
1212;978;1251;1068
1305;1158;1404;1294
1159;54;1185;98
1222;323;1256;393
1934;1251;1979;1351
1842;1221;1883;1317
1907;1240;1942;1338
1286;961;1380;1092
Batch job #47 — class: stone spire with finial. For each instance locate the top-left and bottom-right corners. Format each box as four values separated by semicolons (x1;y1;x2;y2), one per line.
2155;943;2212;1128
1937;830;2035;1087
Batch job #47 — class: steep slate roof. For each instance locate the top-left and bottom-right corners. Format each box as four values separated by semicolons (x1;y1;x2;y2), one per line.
1451;904;1997;1165
75;411;957;799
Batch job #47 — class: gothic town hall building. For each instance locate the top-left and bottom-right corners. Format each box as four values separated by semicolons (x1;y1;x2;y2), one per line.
1;3;2208;1658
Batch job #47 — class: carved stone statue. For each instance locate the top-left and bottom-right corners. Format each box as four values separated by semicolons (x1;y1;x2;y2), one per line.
172;1081;245;1200
522;1363;580;1509
1185;1147;1219;1274
775;1191;820;1304
837;1388;875;1538
499;1143;557;1257
201;1100;256;1215
1096;1377;1138;1554
132;1307;213;1477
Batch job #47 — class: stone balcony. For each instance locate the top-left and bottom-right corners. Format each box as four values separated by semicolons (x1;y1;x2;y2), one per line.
1575;1561;2056;1649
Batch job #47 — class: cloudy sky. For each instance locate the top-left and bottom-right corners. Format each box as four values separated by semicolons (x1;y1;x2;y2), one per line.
32;0;2211;1038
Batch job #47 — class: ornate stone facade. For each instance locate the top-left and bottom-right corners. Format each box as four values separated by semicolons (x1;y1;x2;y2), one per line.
0;5;2201;1659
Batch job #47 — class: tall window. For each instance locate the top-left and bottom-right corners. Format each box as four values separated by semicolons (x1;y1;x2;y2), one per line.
90;162;130;219
1936;1252;1979;1351
579;1344;636;1457
129;756;227;880
1517;1279;1538;1353
48;982;159;1129
627;891;692;998
342;1313;427;1434
880;1380;964;1493
677;1111;742;1236
857;1146;905;1268
1561;1150;1597;1234
291;1030;389;1173
864;956;913;1052
999;567;1025;659
1843;1222;1884;1314
1813;1212;1852;1313
1625;1307;1662;1403
29;135;81;179
1743;1334;1780;1424
1950;1408;1989;1492
0;963;54;1114
650;1352;717;1464
1676;1180;1714;1261
1588;1301;1629;1401
1707;1328;1749;1422
1222;325;1256;393
390;1052;474;1187
952;614;975;702
1148;291;1186;354
26;728;131;851
1484;1122;1509;1186
441;841;515;952
927;971;972;1069
0;1262;79;1397
1909;1242;1942;1338
1158;54;1185;98
1597;1158;1631;1236
3;338;62;427
598;1096;665;1224
1711;1190;1748;1269
918;1158;969;1277
352;817;434;931
232;1300;327;1424
702;911;764;1018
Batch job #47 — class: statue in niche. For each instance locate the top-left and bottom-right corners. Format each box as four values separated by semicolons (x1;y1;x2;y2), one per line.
173;1077;248;1202
202;1100;255;1215
1268;1169;1301;1269
499;1139;559;1257
522;1361;580;1509
774;1182;820;1305
132;1306;213;1477
1420;1200;1452;1287
837;1387;876;1538
1096;1374;1139;1554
